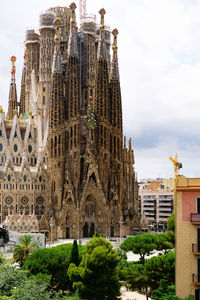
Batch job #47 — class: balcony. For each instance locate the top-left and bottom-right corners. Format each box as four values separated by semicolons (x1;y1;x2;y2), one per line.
192;274;200;285
191;213;200;223
192;243;200;254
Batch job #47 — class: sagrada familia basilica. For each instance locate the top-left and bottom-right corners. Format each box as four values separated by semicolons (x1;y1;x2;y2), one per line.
0;3;139;240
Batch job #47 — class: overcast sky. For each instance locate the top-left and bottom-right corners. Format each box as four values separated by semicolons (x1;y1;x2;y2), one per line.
1;0;200;180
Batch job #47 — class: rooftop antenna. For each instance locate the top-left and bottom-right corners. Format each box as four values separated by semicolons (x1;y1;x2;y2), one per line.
79;0;86;20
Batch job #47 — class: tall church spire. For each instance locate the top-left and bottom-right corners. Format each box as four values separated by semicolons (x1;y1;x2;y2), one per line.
66;2;80;120
68;2;78;58
50;18;64;129
110;29;119;80
97;8;107;61
19;50;26;116
94;8;109;121
7;56;18;119
52;18;62;74
109;29;122;131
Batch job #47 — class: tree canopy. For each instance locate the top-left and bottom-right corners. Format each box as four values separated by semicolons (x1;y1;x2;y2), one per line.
120;234;156;264
68;236;120;300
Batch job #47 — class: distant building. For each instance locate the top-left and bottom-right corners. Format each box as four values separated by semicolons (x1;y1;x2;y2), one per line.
139;178;173;230
176;175;200;299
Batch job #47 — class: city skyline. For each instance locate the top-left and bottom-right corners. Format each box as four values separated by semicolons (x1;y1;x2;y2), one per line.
1;0;200;179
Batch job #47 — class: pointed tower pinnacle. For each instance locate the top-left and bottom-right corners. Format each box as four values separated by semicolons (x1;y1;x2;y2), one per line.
68;3;78;57
29;70;38;116
19;50;26;116
52;18;62;74
97;8;107;60
110;29;119;80
7;56;18;119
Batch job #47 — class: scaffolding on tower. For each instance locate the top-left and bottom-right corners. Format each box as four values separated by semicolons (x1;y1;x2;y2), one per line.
79;0;86;20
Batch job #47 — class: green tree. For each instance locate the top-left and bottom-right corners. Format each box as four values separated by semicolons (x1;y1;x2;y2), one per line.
120;234;156;264
68;236;120;300
24;243;84;292
0;264;27;296
167;211;175;232
70;240;79;266
13;234;39;267
152;279;177;300
154;233;173;254
145;252;175;291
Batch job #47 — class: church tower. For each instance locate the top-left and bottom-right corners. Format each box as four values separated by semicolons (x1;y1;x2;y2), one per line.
7;56;18;119
48;18;65;219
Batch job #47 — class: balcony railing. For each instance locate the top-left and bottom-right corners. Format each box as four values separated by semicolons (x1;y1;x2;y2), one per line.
192;243;200;254
192;274;200;285
191;213;200;223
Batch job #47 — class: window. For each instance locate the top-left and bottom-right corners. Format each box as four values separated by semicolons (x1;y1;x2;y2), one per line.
14;144;18;152
43;96;45;105
197;198;200;214
0;143;3;152
28;145;32;153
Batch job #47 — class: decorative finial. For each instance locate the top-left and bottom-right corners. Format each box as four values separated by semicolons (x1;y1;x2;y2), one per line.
70;2;77;27
99;8;106;26
11;56;16;82
112;29;119;52
53;18;61;45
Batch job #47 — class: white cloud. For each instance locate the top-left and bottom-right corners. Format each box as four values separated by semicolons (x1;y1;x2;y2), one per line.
1;0;200;179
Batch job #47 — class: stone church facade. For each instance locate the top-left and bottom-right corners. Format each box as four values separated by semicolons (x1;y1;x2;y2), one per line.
0;3;139;240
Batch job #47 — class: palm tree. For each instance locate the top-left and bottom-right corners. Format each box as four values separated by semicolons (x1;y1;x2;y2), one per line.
13;234;39;267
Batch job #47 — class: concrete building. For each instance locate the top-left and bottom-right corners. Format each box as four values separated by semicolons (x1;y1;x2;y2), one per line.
176;175;200;299
0;3;139;240
139;178;173;230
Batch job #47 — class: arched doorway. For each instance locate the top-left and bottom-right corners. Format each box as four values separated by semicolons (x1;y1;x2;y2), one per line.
83;223;89;238
89;223;95;237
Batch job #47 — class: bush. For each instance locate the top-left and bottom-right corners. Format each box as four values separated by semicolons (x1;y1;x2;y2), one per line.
11;273;52;300
0;264;27;296
23;243;84;291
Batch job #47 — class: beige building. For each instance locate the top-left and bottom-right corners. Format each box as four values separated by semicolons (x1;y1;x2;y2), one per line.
139;178;173;230
176;175;200;299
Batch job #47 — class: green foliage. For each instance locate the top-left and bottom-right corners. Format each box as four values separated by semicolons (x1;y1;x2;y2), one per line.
23;243;84;291
120;234;156;264
165;230;175;247
11;273;52;300
145;251;175;290
152;279;177;300
0;264;27;296
0;253;5;265
154;233;173;253
70;240;79;266
167;211;175;232
68;236;120;300
13;234;39;267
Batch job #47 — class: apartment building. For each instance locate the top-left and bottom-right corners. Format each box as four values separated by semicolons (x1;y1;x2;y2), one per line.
139;179;173;229
176;175;200;299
